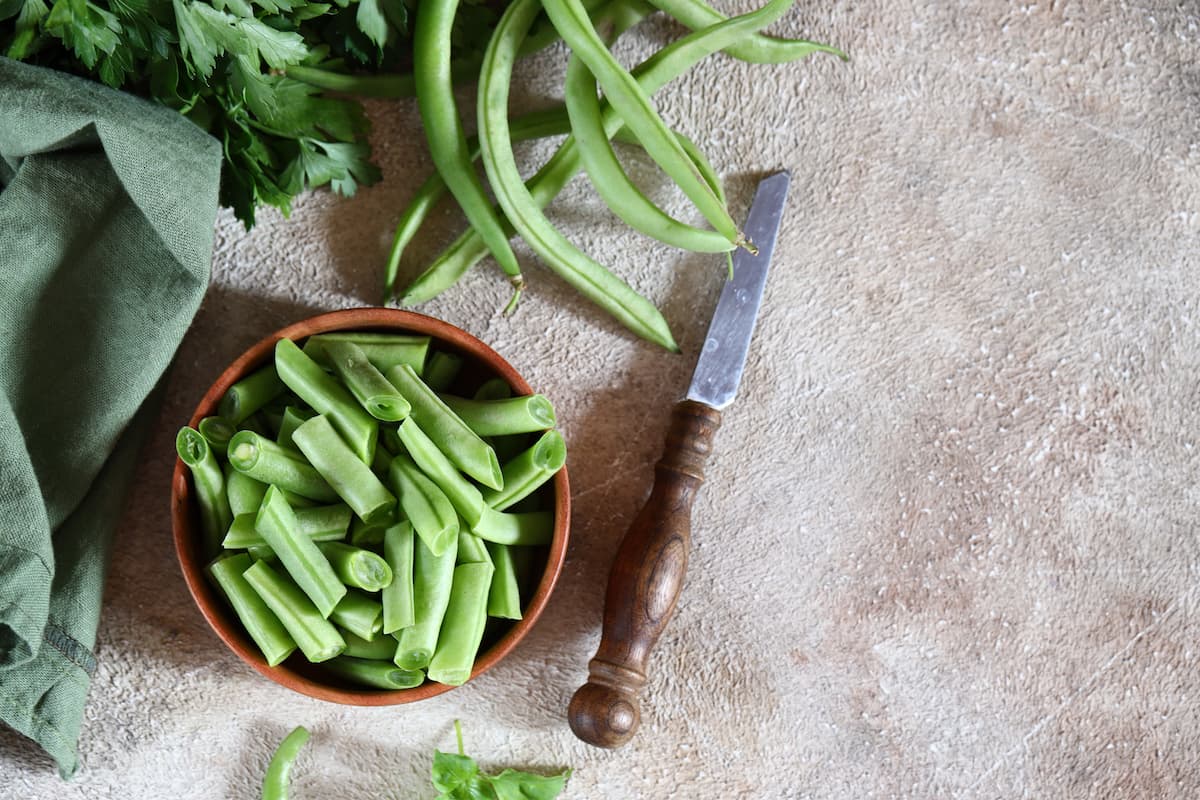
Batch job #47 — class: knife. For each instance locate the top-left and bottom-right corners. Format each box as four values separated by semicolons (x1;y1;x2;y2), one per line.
567;171;791;748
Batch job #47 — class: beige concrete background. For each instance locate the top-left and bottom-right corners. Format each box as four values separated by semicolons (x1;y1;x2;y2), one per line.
3;1;1200;797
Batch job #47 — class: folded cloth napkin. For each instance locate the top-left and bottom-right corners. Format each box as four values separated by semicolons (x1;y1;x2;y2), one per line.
0;57;221;777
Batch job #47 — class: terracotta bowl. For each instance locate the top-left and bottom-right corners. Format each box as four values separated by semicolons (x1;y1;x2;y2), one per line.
171;308;570;704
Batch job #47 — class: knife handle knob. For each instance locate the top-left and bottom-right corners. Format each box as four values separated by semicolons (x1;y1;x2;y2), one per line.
568;400;721;748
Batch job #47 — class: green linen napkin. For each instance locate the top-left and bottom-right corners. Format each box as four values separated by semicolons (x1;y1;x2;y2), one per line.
0;57;221;777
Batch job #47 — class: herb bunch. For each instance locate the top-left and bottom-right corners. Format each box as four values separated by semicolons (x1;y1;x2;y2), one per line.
0;0;501;227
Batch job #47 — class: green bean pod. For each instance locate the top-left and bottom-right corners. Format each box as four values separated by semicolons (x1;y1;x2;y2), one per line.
328;589;385;641
198;416;237;457
645;0;846;63
471;506;554;546
275;338;378;464
292;415;397;525
322;340;411;422
225;466;269;517
227;430;339;503
396;418;485;527
276;406;315;453
341;628;400;660
219;364;286;424
177;427;232;553
485;542;523;620
318;541;394;592
208;553;297;667
320;657;425;690
254;486;347;618
456;531;493;565
393;535;458;671
381;522;416;634
414;0;525;302
223;504;353;549
438;393;556;437
262;725;310;800
426;561;494;686
482;430;567;511
243;560;346;663
386;364;502;491
303;333;430;376
389;453;460;557
421;351;464;393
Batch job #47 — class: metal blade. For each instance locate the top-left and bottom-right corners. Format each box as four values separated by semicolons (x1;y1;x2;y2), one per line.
686;171;791;409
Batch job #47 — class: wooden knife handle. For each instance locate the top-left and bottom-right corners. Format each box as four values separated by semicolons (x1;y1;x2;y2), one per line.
568;400;721;748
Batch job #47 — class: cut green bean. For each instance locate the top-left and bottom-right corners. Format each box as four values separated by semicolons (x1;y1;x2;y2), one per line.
349;517;388;548
275;338;378;464
317;541;394;592
396;418;485;527
427;561;494;686
292;415;397;525
482;430;567;511
471;506;554;546
439;393;556;437
382;522;416;633
421;351;463;393
322;340;411;422
198;416;237;457
565;53;735;254
341;628;399;660
303;333;430;376
393;535;457;670
276;406;315;452
224;504;352;549
228;430;339;503
320;656;425;690
208;553;297;667
226;465;269;517
329;589;384;640
243;559;346;662
414;0;525;304
473;378;513;402
255;486;347;618
386;365;502;490
646;0;845;63
456;531;493;565
485;542;523;620
388;453;459;557
262;725;310;800
219;364;285;424
177;427;232;553
380;425;404;457
248;544;277;562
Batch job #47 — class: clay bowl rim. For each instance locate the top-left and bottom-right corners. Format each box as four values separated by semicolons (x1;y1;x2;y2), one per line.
170;307;571;705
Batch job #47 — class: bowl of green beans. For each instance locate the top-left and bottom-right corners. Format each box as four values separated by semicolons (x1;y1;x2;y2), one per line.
171;307;570;704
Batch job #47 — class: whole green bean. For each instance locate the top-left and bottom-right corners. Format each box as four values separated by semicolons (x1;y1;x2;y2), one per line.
477;0;683;351
320;657;425;690
303;333;430;376
396;418;485;527
482;430;567;511
219;364;285;424
341;628;399;660
645;0;846;64
329;589;384;641
414;0;525;306
485;542;523;620
208;553;297;667
393;535;457;670
255;486;347;618
540;0;752;249
439;393;556;437
471;506;554;546
403;0;786;316
275;338;378;464
177;427;232;553
198;416;237;457
318;541;394;592
224;504;353;549
565;53;735;254
228;430;339;503
386;365;502;491
226;465;269;517
389;453;460;557
381;522;416;633
292;415;397;525
426;561;494;686
243;560;346;662
262;725;310;800
321;340;411;422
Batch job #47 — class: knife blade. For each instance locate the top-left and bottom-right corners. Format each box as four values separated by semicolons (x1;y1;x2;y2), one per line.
567;172;792;748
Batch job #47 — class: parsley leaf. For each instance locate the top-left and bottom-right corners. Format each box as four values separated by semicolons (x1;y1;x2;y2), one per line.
431;722;571;800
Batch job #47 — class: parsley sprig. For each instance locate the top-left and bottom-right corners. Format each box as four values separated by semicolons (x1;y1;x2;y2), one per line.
1;0;497;227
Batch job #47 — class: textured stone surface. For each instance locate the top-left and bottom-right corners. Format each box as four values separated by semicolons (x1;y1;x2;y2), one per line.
3;1;1200;796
